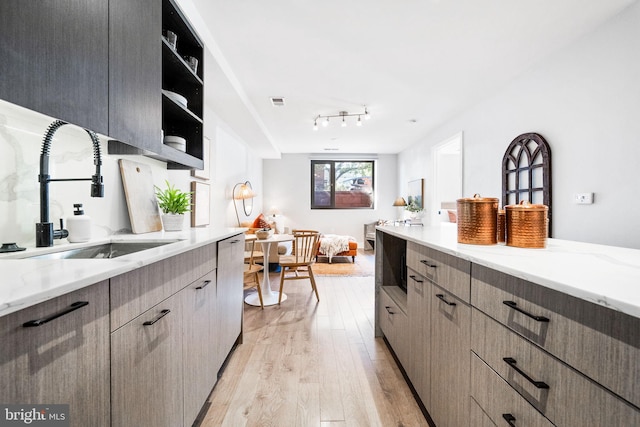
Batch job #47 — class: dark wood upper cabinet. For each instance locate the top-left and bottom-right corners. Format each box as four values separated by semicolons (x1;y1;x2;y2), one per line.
1;0;203;169
108;0;204;169
0;0;108;134
108;0;162;153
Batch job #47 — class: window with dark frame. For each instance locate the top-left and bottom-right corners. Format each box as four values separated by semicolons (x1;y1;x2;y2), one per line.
311;160;374;209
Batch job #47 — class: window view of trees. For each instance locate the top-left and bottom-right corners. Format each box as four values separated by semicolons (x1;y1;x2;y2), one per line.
311;160;374;209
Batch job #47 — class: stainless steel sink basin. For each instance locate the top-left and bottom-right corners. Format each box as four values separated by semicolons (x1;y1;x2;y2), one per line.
28;241;181;259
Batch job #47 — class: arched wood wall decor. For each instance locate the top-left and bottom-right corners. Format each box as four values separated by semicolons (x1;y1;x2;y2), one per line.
502;132;552;236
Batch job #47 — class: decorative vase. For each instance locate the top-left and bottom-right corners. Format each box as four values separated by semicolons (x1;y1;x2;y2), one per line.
162;213;185;231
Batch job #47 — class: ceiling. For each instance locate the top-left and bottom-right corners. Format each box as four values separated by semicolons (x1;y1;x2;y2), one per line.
189;0;635;158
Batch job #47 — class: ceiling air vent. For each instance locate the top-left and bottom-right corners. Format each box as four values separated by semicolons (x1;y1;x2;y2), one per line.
270;97;285;107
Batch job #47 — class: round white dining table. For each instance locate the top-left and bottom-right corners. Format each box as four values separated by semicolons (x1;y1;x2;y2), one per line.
244;233;294;306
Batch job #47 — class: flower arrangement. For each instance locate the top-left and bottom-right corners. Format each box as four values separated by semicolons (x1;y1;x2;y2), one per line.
405;199;423;213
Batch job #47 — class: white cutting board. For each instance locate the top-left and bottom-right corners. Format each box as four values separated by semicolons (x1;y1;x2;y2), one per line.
119;159;163;234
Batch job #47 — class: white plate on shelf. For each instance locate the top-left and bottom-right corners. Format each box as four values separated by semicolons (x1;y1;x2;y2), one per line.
163;135;186;152
162;90;187;108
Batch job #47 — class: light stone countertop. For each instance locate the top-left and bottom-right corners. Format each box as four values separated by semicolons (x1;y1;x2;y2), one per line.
0;227;245;318
378;224;640;320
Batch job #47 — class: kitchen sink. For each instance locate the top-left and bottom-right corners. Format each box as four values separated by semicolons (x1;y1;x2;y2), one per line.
28;241;182;260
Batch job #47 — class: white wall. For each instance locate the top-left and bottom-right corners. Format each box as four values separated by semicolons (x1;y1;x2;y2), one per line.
263;154;397;244
399;2;640;249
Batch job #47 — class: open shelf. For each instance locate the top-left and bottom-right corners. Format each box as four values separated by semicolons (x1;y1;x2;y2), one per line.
161;0;203;168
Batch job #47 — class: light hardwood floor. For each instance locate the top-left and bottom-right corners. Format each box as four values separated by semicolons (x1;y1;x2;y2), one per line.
200;267;429;427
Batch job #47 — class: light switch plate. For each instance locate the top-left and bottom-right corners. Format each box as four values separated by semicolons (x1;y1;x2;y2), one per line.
573;193;594;204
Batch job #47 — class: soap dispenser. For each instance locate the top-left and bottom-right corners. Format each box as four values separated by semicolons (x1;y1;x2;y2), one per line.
67;203;92;243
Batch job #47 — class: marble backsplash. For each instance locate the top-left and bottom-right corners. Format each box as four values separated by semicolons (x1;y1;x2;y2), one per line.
0;100;171;247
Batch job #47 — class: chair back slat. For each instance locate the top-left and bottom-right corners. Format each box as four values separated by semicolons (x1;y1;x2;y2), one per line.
246;239;259;266
291;230;320;264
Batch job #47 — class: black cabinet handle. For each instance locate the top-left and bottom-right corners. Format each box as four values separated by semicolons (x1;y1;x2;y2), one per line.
385;306;395;315
502;413;517;426
435;293;456;306
503;357;549;389
23;301;89;327
196;280;211;289
229;239;241;244
409;275;423;283
143;309;171;326
420;259;437;268
503;301;549;322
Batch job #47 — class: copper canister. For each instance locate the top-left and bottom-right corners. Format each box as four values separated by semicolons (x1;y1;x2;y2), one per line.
505;201;548;248
497;210;506;243
456;194;499;245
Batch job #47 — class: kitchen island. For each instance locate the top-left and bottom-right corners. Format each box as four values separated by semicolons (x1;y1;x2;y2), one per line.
375;224;640;427
0;227;245;427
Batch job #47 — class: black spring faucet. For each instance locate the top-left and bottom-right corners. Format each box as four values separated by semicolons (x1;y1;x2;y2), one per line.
36;120;104;247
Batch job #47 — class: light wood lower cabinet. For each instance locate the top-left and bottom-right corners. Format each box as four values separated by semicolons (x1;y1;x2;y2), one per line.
407;267;431;406
216;235;244;369
379;232;640;426
472;264;640;408
0;237;243;427
472;305;640;426
110;239;241;427
471;352;553;427
379;286;409;367
0;282;110;427
110;243;216;331
111;292;183;427
406;240;471;303
429;283;470;427
182;271;217;426
378;238;471;427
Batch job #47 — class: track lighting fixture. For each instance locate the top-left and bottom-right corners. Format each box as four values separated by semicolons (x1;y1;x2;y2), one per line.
312;107;370;130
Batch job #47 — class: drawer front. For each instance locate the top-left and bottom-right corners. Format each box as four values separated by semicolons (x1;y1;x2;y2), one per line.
407;241;470;303
429;283;471;427
471;352;554;427
111;242;217;331
407;267;430;405
472;309;640;426
471;264;640;407
111;292;183;427
379;288;409;367
0;282;110;427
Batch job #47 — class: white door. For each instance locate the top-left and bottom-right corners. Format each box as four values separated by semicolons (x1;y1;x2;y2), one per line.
431;132;463;226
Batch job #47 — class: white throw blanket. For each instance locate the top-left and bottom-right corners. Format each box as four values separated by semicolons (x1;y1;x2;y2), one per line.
319;234;353;262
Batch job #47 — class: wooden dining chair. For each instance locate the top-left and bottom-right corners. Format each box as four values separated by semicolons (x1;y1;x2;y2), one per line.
278;230;320;304
243;235;264;265
243;239;264;309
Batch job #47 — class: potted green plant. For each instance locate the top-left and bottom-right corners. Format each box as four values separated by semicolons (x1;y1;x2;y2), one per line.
155;180;192;231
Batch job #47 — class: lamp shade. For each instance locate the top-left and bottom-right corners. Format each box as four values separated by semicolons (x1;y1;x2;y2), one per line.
393;197;407;207
232;180;256;226
267;206;281;216
234;182;255;200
